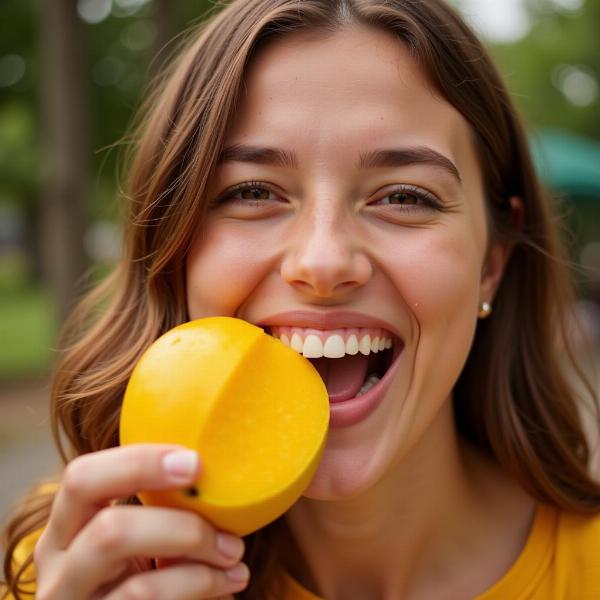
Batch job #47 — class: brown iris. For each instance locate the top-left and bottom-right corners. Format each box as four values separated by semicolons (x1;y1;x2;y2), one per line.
386;191;419;205
240;187;270;200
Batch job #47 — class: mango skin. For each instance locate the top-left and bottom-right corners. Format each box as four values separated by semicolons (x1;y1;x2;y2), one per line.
119;317;329;536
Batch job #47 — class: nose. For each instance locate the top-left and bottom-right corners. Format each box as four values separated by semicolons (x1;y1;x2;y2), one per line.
280;203;372;298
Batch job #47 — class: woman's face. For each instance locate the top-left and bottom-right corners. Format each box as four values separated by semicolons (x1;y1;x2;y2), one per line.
186;25;507;499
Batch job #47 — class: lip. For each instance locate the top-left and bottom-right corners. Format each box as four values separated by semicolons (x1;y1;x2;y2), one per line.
256;310;403;340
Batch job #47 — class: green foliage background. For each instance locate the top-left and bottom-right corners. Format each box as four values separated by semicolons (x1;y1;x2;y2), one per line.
493;0;600;138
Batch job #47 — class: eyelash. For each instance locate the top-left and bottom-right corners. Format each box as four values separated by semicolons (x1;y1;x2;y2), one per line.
369;184;442;212
211;181;282;207
211;180;443;212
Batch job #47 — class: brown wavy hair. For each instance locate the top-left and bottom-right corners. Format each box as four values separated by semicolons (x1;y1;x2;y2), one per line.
4;0;600;597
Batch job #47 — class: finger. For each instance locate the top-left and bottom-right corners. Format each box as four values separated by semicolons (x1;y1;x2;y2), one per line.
64;505;244;593
45;444;200;550
102;562;250;600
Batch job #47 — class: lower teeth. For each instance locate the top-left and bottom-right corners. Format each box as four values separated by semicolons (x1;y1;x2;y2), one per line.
356;374;381;397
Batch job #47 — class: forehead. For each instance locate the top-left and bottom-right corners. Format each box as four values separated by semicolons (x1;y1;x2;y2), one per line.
226;24;480;185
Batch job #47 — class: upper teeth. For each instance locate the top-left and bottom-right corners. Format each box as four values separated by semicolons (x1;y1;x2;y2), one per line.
269;327;393;359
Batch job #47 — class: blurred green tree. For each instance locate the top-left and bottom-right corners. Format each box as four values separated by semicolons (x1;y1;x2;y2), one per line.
40;0;89;324
0;0;210;325
491;0;600;138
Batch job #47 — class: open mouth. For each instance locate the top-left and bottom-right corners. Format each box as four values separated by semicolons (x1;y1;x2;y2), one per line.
263;326;403;403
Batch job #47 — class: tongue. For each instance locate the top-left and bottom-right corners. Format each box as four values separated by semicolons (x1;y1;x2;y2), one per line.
308;354;370;403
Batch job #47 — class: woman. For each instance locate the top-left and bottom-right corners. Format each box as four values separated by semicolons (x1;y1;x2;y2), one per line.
3;0;600;598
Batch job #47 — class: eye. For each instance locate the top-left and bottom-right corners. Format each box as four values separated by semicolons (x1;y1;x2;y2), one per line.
239;187;273;201
381;190;420;206
211;181;282;207
370;185;441;211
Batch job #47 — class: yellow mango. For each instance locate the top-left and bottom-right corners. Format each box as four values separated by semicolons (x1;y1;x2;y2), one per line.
119;316;329;535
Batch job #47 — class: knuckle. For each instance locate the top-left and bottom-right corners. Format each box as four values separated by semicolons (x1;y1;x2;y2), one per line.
34;586;51;600
124;459;148;484
35;575;62;600
119;577;157;600
119;448;152;482
62;457;90;496
187;515;209;549
33;530;49;566
195;565;219;591
88;509;126;553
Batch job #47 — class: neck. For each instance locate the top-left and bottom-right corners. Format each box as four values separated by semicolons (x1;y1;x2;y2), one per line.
276;403;535;600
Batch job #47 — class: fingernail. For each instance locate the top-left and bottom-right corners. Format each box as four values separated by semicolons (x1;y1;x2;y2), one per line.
225;562;249;583
217;532;244;560
162;450;199;479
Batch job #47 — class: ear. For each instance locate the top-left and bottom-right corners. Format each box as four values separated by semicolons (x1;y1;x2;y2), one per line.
479;196;524;304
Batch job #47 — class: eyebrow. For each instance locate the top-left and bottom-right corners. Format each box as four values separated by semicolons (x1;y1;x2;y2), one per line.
358;147;462;184
219;144;299;169
218;144;461;184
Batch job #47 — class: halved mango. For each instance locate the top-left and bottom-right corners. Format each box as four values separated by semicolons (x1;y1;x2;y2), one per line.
119;316;329;535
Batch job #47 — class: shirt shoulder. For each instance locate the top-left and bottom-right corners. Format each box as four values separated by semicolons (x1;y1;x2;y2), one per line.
557;508;600;549
478;504;600;600
553;509;600;598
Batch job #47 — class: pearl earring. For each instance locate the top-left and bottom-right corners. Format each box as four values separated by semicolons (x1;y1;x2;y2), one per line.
478;301;492;319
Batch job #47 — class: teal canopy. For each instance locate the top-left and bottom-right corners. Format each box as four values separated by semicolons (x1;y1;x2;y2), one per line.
530;129;600;199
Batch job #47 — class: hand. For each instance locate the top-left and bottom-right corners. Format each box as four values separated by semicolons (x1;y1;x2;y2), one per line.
34;444;250;599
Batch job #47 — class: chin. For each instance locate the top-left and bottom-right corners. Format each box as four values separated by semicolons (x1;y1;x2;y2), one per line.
299;447;385;501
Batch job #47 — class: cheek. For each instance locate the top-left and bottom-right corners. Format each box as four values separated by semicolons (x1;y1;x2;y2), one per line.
382;227;482;401
186;223;277;318
413;239;479;324
381;227;482;320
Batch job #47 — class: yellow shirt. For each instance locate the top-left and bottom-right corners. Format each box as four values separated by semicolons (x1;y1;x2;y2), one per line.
272;504;600;599
5;504;600;599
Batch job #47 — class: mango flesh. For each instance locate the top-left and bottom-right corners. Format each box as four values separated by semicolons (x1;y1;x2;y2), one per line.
119;317;329;536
